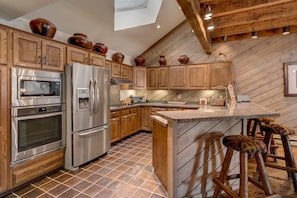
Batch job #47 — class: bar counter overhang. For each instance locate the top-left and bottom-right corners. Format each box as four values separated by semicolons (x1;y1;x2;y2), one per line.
152;102;280;198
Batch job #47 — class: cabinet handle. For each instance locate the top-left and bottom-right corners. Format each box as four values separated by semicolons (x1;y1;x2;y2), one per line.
43;57;47;65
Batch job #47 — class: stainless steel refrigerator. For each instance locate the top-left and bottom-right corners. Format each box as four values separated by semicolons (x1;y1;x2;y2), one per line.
64;63;110;171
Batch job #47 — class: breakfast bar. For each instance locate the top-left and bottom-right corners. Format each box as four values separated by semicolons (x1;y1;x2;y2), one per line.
152;102;280;198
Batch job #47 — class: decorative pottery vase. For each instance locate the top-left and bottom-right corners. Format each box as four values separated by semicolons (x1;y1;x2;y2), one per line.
29;18;56;38
178;55;190;64
159;55;166;66
112;52;125;64
67;33;93;49
92;43;108;54
134;56;145;66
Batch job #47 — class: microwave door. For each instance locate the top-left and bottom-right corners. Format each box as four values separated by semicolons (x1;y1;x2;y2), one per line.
72;63;94;132
93;67;110;127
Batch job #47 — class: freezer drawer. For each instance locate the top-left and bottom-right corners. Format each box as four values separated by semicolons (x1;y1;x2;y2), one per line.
73;125;110;167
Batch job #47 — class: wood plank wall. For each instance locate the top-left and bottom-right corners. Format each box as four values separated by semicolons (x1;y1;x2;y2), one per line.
138;20;297;136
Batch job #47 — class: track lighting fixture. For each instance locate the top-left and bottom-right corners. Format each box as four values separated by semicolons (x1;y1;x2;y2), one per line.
251;31;258;39
282;26;290;35
207;20;215;30
221;35;228;41
204;4;212;20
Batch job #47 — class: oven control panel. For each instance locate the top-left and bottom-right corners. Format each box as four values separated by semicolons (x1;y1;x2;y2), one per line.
12;105;62;117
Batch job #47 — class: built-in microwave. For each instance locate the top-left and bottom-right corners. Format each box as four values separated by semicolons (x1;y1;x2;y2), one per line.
11;68;62;106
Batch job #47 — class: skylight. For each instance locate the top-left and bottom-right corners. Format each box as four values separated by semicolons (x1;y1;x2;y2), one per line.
114;0;162;31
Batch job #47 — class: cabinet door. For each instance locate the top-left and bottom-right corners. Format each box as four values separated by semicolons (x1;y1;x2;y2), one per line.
66;46;89;64
89;52;105;67
209;62;232;89
187;65;208;89
0;27;7;65
0;67;9;193
147;68;158;90
136;107;142;131
141;107;151;131
42;40;65;72
128;66;133;81
121;115;129;138
128;113;137;135
121;64;129;79
110;117;121;143
133;67;147;90
105;60;112;70
111;62;121;78
159;67;169;89
169;66;186;89
13;32;42;68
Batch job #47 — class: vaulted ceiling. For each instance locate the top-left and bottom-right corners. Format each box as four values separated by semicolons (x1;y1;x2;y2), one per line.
177;0;297;54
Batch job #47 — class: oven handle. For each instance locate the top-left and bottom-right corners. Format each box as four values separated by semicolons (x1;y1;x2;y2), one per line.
78;125;108;137
15;112;62;121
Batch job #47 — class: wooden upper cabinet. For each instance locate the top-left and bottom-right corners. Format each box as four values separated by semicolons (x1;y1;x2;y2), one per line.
89;52;105;67
13;31;65;71
187;65;208;89
128;66;133;81
105;60;112;70
66;46;89;65
133;66;147;89
169;66;186;89
111;62;121;78
159;67;168;89
0;27;7;65
120;64;129;79
208;62;233;89
13;32;42;69
147;67;158;90
41;40;65;71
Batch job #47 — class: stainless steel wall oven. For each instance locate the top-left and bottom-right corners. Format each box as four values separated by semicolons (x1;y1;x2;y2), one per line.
11;68;65;165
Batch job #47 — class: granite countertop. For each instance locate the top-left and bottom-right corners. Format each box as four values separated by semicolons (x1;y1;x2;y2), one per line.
110;102;200;111
155;102;280;122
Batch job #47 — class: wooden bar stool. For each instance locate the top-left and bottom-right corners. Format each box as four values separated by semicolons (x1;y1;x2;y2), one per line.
247;118;278;161
213;135;280;198
260;123;297;192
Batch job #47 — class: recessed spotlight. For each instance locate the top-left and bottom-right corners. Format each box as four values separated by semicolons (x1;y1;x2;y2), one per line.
156;24;161;29
251;31;258;39
282;26;290;35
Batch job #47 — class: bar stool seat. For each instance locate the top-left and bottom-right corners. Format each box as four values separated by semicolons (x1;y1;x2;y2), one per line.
261;123;297;192
213;135;280;198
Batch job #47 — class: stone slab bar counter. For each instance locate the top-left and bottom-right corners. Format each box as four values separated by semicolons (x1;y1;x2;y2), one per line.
151;102;280;198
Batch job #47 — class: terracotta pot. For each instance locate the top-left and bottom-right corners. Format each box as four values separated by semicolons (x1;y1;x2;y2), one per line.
29;18;56;38
112;52;125;64
92;43;108;54
178;55;190;64
134;56;145;66
67;33;93;49
159;55;166;66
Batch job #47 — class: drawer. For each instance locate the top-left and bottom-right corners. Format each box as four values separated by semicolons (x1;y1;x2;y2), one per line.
110;111;121;118
121;109;130;116
129;108;137;114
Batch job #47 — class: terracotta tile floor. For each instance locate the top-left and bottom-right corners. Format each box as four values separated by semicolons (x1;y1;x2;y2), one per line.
4;132;297;198
5;132;167;198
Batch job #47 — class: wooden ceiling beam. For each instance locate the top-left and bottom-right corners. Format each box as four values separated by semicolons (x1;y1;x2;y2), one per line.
212;1;297;29
176;0;212;54
210;15;297;38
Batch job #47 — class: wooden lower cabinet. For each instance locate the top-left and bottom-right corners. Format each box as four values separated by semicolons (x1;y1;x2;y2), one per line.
12;149;64;186
141;107;151;131
110;111;121;143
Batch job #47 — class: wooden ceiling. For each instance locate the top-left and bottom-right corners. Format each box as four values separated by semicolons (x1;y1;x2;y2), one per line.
177;0;297;54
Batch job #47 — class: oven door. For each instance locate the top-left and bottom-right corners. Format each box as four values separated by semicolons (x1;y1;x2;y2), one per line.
11;111;65;164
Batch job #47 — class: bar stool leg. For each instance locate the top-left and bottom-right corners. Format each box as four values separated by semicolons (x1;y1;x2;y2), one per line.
213;147;234;197
281;135;297;192
254;152;273;195
240;152;248;198
263;132;273;161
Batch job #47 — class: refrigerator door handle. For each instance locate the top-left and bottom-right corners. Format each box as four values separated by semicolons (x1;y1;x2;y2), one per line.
78;125;108;136
94;80;100;113
89;80;94;115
